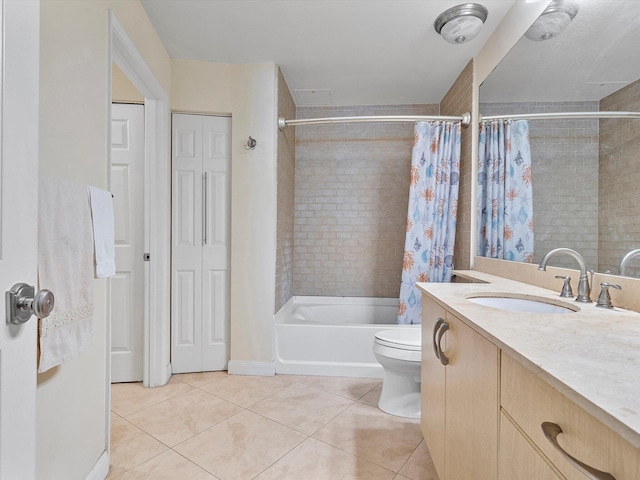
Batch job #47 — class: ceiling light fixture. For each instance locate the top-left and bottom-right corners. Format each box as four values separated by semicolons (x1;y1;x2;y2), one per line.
434;3;488;44
524;0;578;41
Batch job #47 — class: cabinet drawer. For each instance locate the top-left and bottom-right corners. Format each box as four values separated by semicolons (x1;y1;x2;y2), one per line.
499;411;561;480
501;353;640;480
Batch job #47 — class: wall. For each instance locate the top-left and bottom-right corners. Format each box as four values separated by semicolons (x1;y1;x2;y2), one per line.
112;62;144;103
599;79;640;276
275;70;296;312
38;1;170;478
171;59;279;372
293;104;438;298
479;101;599;269
441;60;474;270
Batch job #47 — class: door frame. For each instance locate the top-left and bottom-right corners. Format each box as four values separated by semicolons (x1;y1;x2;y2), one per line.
108;12;170;388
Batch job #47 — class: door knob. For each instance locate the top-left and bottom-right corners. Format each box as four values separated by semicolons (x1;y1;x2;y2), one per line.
6;283;55;325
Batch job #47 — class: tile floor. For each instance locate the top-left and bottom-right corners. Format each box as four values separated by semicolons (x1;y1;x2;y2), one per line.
108;372;439;479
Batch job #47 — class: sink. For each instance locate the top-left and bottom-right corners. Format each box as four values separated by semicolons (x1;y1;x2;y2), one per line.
466;294;578;314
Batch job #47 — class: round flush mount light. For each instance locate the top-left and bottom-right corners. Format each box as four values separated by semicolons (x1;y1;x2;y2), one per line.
434;3;489;44
524;0;578;41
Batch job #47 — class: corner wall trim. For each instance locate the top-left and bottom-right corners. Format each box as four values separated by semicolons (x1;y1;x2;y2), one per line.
228;360;276;376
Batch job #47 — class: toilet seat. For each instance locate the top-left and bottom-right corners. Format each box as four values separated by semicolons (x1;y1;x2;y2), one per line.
374;328;421;351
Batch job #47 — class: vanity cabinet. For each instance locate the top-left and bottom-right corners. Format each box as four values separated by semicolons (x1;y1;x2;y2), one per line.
421;295;499;480
501;353;640;480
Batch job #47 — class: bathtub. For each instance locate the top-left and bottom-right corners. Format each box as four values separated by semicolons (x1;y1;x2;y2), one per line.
274;296;416;378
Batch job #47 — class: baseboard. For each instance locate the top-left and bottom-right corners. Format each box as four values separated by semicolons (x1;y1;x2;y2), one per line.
84;450;109;480
228;360;275;376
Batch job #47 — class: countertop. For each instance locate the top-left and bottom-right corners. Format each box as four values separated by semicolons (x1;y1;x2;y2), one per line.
417;270;640;448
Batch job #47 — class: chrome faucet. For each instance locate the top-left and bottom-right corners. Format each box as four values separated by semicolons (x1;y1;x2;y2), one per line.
619;249;640;276
538;248;591;303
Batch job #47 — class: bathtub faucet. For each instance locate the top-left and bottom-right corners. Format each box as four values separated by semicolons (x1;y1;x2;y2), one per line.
538;248;591;303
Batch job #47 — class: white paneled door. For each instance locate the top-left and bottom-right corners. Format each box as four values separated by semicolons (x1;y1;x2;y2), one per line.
0;1;39;478
172;114;231;373
110;103;145;382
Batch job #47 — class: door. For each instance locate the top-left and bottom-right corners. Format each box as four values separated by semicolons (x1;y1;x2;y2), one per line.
110;103;145;382
172;114;231;373
0;1;39;478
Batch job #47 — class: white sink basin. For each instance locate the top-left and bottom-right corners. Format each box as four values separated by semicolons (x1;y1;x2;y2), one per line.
466;294;577;314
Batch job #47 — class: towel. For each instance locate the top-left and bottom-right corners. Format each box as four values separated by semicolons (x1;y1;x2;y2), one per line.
38;176;95;372
88;186;116;278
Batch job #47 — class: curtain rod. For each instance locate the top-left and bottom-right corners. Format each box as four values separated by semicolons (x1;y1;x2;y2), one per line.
277;113;471;130
480;111;640;122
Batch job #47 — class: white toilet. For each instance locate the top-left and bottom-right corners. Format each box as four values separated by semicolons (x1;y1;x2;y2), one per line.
373;327;422;419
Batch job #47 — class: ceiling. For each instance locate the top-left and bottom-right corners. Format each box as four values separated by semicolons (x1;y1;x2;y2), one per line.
140;0;518;106
481;0;640;102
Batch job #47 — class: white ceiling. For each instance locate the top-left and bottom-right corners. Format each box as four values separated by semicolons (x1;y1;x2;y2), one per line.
140;0;518;106
481;0;640;103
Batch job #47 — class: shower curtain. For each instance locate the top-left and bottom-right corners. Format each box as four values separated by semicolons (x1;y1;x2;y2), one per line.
398;121;461;325
477;120;534;262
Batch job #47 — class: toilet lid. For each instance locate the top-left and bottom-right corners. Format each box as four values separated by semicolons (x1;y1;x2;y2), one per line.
374;328;421;351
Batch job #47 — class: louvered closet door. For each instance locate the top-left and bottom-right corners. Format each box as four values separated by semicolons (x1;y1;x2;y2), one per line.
171;114;230;373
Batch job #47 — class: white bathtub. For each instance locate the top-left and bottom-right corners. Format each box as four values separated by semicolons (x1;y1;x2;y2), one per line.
274;296;416;378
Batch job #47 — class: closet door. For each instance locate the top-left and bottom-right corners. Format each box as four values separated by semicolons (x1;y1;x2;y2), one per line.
171;114;230;373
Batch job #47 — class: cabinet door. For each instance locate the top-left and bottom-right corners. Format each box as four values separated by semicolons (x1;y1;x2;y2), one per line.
499;412;561;480
421;294;447;479
444;315;499;480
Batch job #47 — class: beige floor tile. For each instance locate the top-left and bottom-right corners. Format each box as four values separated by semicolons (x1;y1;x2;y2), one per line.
174;410;306;480
172;370;228;388
313;402;423;473
398;440;439;480
111;377;193;417
250;382;354;434
302;375;381;400
108;414;168;478
199;373;298;407
114;450;219;480
255;437;395;480
393;475;413;480
359;383;382;408
126;389;243;446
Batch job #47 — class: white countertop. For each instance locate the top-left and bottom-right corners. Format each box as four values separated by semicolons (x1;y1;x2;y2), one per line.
417;271;640;448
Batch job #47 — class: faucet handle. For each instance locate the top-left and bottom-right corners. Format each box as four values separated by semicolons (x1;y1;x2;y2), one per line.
554;275;574;298
596;283;622;309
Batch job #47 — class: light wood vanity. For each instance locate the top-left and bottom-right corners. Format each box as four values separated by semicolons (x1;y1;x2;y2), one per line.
418;272;640;480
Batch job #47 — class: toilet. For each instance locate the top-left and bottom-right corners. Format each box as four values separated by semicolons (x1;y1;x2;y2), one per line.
373;327;422;419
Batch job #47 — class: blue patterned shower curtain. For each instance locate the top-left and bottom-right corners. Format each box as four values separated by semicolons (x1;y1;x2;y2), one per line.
398;121;461;325
477;120;534;262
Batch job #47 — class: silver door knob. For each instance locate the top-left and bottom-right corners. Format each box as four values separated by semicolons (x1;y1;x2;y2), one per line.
6;283;55;325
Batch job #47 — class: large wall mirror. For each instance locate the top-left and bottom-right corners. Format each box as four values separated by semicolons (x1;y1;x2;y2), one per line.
477;0;640;277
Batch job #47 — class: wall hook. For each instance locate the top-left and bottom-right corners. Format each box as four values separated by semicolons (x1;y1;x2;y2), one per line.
245;136;257;150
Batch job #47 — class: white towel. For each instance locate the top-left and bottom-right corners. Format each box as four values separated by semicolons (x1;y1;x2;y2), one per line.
38;176;95;372
88;186;116;278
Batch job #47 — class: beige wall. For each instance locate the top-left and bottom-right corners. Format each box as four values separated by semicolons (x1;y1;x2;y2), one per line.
275;70;296;312
112;62;144;103
38;1;170;478
292;104;438;298
441;60;474;271
171;59;279;369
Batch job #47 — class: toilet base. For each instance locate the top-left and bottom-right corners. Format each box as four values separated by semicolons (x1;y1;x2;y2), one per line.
377;364;421;419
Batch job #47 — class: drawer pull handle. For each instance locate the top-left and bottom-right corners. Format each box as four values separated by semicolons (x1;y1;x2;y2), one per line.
432;318;444;360
541;422;616;480
435;321;449;366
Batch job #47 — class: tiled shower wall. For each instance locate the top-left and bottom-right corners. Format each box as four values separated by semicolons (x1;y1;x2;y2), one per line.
293;104;439;298
479;101;599;270
275;69;296;312
441;60;473;270
599;79;640;277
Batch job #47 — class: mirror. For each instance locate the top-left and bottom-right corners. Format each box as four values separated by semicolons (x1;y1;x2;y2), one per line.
478;0;640;277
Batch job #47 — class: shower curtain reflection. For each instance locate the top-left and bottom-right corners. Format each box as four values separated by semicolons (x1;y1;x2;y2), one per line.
398;121;461;325
477;119;534;262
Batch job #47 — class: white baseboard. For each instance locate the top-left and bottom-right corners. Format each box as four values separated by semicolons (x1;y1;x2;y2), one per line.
228;360;275;376
84;450;109;480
